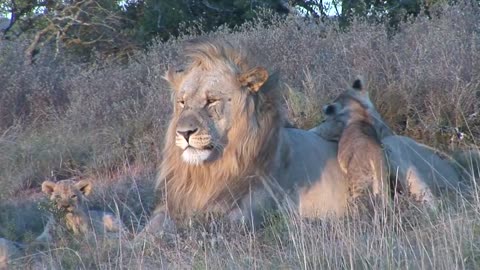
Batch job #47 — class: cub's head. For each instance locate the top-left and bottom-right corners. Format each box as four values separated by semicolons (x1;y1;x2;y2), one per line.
323;77;372;125
41;179;92;213
165;41;270;165
320;77;393;140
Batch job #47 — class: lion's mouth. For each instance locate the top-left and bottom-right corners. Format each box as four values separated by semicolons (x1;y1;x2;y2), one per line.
181;146;214;165
57;204;75;213
184;143;214;151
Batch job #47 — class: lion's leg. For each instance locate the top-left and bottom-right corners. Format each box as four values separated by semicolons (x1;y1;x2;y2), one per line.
348;164;391;221
347;172;373;218
234;186;279;230
405;167;437;209
101;212;126;234
35;217;55;244
135;209;176;240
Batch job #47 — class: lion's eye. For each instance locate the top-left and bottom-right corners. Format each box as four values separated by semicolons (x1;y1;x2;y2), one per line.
71;194;77;199
177;100;185;107
206;98;219;106
324;104;336;115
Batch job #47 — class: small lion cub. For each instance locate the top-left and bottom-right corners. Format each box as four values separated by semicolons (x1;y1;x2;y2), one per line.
323;78;389;214
36;179;125;243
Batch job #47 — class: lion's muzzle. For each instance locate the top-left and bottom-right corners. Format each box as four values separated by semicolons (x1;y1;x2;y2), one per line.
175;125;215;164
176;128;198;142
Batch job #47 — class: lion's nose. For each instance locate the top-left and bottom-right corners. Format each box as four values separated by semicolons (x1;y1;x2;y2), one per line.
57;202;70;209
177;128;198;141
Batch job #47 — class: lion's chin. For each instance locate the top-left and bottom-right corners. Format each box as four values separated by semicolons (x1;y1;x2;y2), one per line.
181;147;213;165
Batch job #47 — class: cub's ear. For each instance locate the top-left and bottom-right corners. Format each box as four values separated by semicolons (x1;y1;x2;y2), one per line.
41;181;56;196
75;180;92;196
323;104;336;116
163;65;184;90
352;76;364;91
239;67;269;93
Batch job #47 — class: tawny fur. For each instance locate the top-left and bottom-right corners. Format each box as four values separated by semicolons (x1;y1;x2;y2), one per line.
338;121;388;200
158;42;283;220
323;79;390;213
36;179;125;243
150;40;350;229
315;78;479;206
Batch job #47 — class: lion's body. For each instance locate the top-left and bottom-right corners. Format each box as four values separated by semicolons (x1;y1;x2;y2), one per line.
338;122;388;200
382;136;469;202
159;123;350;226
316;79;478;205
36;179;124;243
151;40;350;228
320;79;389;214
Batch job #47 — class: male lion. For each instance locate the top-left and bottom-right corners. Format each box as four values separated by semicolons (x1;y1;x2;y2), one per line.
314;78;478;205
145;40;350;231
322;78;389;213
36;179;125;243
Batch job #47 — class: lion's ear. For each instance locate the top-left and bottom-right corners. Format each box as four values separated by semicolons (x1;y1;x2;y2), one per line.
164;66;184;90
41;181;56;196
352;76;364;92
239;67;269;93
75;180;92;196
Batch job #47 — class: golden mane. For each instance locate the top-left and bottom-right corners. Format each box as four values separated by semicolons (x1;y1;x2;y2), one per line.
156;40;285;221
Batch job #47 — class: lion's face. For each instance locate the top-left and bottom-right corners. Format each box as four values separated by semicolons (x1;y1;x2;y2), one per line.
173;68;236;164
166;63;268;165
321;78;372;139
42;179;92;213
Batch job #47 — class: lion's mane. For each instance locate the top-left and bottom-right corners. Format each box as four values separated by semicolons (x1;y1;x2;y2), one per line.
156;41;285;220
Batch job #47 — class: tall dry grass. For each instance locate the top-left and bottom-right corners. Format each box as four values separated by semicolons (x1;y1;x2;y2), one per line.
1;2;480;269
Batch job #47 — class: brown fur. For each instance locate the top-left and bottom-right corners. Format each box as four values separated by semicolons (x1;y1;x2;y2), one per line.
37;179;124;242
338;121;388;200
157;40;284;221
327;79;390;212
317;78;480;206
144;40;355;234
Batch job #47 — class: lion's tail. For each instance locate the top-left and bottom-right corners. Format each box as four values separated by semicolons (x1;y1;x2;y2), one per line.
451;149;480;180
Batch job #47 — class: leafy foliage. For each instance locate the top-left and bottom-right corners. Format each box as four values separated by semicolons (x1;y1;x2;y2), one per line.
3;0;471;62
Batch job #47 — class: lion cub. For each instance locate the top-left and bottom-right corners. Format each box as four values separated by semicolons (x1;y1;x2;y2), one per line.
36;179;125;243
323;78;389;213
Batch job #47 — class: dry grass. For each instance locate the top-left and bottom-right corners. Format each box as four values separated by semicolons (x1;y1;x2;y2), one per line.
7;198;480;269
1;2;480;269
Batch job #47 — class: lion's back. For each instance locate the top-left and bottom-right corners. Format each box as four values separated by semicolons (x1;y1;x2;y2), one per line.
383;135;463;195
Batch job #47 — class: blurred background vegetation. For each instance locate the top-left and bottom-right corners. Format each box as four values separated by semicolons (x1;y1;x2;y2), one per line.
0;0;458;63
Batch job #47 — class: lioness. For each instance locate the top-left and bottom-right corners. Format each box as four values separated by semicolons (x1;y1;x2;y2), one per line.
144;40;350;232
315;78;478;205
323;78;389;213
36;179;125;243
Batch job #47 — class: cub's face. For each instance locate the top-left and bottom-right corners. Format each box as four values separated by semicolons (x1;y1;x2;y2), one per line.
321;78;373;139
165;64;268;165
42;180;92;213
